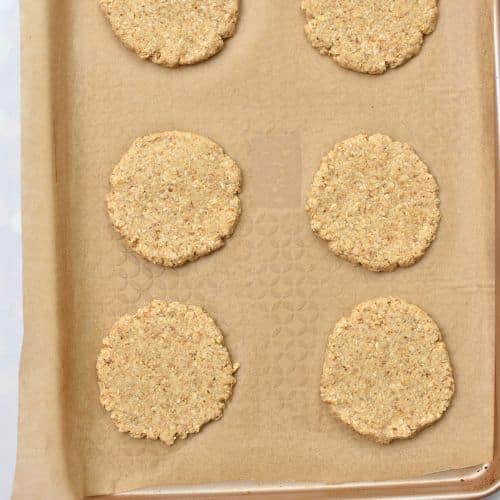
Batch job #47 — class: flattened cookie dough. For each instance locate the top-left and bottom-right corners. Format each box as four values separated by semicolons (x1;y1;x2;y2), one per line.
320;297;454;444
306;134;440;272
107;131;241;267
99;0;239;67
97;300;239;445
301;0;438;74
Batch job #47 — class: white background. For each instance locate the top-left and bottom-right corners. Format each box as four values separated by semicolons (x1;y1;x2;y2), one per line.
0;0;22;498
0;2;498;499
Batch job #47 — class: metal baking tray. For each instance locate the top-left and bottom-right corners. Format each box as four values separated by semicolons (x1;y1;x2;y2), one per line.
16;0;499;498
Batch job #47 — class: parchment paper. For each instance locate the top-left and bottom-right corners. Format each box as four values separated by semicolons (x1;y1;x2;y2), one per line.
14;0;496;498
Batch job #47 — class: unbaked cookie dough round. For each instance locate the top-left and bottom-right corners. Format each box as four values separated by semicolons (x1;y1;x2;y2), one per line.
97;300;239;445
107;131;241;267
99;0;239;67
320;297;454;444
301;0;438;74
306;134;440;272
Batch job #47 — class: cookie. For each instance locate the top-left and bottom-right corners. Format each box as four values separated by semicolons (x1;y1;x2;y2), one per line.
107;131;241;267
306;134;440;272
320;297;454;444
99;0;239;67
96;300;239;445
301;0;438;74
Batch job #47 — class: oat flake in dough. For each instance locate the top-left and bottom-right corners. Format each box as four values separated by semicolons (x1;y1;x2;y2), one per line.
306;134;440;272
99;0;239;67
107;131;241;267
301;0;438;74
320;297;454;444
96;300;239;445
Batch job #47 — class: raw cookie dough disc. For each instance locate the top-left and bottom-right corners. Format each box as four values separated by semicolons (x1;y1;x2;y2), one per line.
99;0;239;67
306;134;440;272
107;131;242;267
301;0;438;74
97;300;239;445
320;297;454;444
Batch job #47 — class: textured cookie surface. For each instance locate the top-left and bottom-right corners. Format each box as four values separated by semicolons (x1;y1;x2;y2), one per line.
99;0;239;67
107;131;241;267
306;134;440;272
301;0;438;74
320;297;454;444
96;300;239;445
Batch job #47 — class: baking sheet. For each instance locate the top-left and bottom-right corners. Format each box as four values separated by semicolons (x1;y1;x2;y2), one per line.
14;1;496;498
